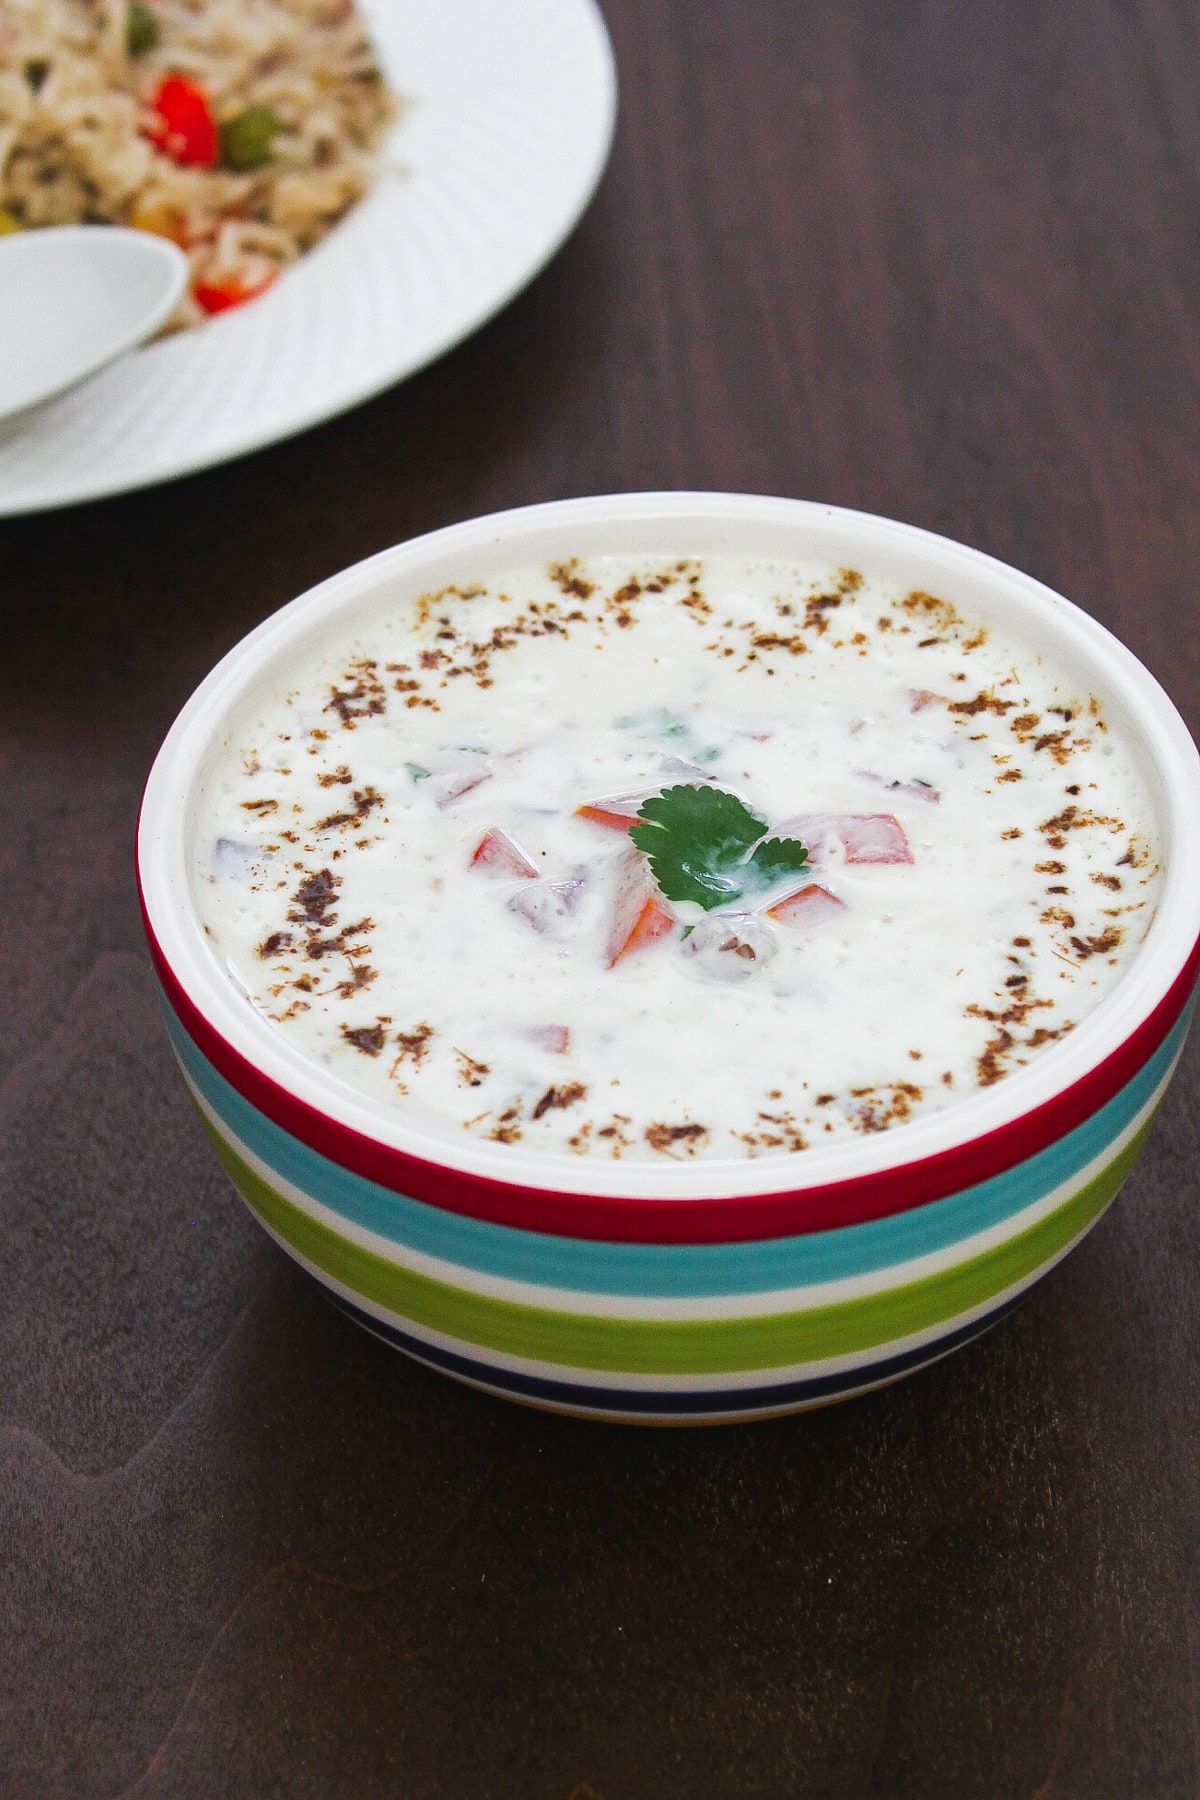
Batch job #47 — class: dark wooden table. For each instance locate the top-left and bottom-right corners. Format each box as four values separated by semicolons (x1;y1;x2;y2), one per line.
5;2;1200;1793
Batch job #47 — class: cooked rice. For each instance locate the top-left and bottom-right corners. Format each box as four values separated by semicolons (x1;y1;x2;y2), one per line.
0;0;399;325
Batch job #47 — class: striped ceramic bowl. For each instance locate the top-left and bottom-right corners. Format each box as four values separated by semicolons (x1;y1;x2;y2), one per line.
138;494;1200;1423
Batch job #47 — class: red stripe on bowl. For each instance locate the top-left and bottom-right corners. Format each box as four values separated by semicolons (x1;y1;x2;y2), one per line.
143;909;1200;1245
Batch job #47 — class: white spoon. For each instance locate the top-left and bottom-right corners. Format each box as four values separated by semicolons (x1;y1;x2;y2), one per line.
0;224;189;422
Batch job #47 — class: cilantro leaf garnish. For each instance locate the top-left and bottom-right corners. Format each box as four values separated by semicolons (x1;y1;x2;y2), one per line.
629;785;809;911
744;833;812;887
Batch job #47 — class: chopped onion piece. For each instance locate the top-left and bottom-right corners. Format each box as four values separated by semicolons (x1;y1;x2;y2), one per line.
425;753;492;809
681;912;777;983
509;874;587;937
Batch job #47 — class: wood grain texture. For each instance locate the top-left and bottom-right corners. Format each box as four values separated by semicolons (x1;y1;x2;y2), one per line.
3;1;1200;1793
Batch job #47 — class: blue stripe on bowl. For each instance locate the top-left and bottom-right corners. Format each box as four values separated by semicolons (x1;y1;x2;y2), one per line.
164;990;1191;1300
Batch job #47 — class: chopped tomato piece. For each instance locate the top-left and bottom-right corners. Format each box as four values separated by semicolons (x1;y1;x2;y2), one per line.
575;794;647;832
470;828;538;879
579;788;672;835
576;804;635;832
193;264;279;314
605;850;676;967
786;812;914;865
529;1025;571;1055
766;883;847;927
144;75;218;167
610;893;676;966
839;813;913;862
576;775;715;832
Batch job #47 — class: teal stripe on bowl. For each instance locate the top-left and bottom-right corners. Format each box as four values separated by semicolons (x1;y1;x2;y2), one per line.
164;991;1190;1299
205;1108;1149;1377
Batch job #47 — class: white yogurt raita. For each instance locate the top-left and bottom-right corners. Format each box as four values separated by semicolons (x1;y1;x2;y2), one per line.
193;555;1160;1161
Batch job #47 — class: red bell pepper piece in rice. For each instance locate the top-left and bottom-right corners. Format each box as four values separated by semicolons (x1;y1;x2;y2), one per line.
144;75;218;167
604;849;676;967
469;828;538;879
193;260;280;314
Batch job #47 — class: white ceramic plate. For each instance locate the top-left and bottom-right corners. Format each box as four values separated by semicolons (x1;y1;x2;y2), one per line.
0;0;616;517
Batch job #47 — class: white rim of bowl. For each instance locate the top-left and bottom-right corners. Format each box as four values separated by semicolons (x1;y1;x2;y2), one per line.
138;492;1200;1202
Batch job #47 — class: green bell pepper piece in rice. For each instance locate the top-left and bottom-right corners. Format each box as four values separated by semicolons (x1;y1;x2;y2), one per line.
219;106;286;172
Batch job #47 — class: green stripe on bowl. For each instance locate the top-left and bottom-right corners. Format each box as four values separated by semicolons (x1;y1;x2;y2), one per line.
205;1112;1151;1376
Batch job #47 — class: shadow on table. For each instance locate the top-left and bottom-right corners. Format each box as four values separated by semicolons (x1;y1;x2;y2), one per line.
3;959;1197;1799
